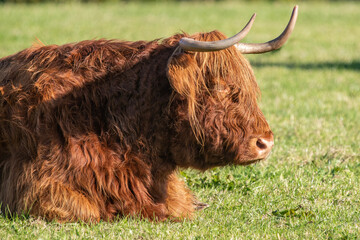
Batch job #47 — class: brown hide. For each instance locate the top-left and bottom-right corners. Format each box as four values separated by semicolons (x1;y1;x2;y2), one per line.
0;31;271;222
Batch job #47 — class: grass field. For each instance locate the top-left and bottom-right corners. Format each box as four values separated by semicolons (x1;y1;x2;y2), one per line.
0;1;359;239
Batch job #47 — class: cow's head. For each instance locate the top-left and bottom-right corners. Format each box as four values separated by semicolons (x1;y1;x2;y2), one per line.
167;6;298;170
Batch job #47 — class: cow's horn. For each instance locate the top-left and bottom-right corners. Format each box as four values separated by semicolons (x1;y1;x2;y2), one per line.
235;6;298;54
179;13;256;52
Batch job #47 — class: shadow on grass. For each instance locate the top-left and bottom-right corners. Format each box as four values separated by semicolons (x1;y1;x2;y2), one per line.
252;60;360;71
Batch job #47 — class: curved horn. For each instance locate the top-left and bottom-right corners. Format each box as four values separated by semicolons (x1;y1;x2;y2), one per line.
235;5;298;54
179;13;256;52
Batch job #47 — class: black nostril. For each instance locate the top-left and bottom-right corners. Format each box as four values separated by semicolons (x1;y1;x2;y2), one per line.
256;139;267;150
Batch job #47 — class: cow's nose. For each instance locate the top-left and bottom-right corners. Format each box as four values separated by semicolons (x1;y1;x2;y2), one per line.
252;134;274;159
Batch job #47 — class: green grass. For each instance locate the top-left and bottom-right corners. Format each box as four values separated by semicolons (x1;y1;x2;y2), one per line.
0;1;359;239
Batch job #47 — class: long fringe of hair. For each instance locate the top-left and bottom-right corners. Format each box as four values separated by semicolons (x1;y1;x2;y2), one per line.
167;30;260;144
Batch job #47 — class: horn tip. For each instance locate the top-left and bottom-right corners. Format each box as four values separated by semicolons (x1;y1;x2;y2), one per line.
293;5;299;14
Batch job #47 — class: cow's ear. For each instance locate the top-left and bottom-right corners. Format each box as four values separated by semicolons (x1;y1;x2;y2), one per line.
167;49;202;98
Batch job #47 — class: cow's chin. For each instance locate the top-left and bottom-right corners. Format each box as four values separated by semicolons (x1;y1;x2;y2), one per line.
235;159;262;166
202;152;264;169
233;151;272;166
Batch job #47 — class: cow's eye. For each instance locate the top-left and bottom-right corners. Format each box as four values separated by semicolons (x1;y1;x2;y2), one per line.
231;93;239;103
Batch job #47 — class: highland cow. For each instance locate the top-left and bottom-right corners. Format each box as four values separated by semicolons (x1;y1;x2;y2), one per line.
0;7;298;222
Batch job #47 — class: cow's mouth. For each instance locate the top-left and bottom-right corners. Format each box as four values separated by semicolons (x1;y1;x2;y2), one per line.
234;149;272;166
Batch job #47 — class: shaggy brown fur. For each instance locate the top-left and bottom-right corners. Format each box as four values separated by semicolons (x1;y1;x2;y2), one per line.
0;31;272;222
